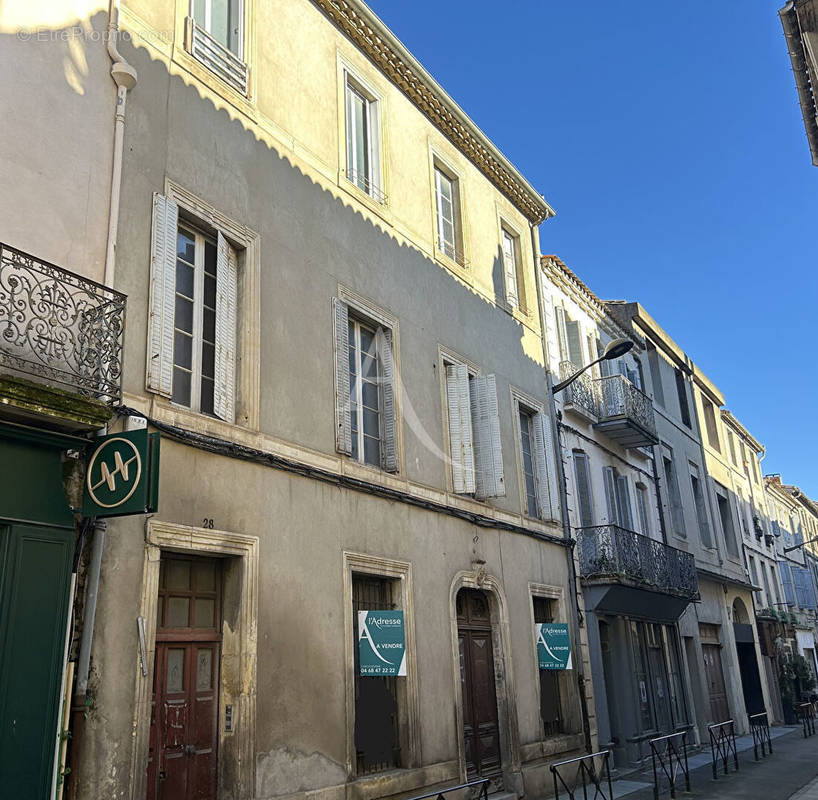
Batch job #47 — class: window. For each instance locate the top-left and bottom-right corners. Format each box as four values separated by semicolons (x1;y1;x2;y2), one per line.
602;467;633;529
715;485;738;557
533;596;562;736
748;554;758;588
148;193;238;423
187;0;247;94
702;396;721;452
352;573;401;774
663;455;686;538
573;450;594;528
444;362;506;500
501;227;522;309
554;304;583;369
674;369;691;427
635;483;651;536
690;464;711;547
752;454;760;484
519;409;537;518
434;163;465;266
646;340;665;408
779;561;796;607
727;431;738;467
761;562;772;607
344;73;383;202
333;298;397;471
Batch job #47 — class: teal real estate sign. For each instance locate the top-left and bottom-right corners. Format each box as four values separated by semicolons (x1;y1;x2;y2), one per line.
358;610;406;676
536;623;572;670
82;429;160;517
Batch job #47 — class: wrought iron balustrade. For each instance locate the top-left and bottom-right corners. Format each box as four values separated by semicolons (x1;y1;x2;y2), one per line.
596;373;657;436
0;243;125;400
559;360;598;418
577;525;699;600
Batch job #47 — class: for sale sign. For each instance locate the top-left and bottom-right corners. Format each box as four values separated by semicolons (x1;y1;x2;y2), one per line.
358;610;406;676
536;623;572;670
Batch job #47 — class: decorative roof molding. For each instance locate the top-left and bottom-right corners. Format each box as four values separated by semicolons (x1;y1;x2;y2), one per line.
720;409;763;454
310;0;554;224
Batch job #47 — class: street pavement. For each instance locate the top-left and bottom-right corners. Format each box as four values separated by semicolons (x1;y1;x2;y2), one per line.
600;725;818;799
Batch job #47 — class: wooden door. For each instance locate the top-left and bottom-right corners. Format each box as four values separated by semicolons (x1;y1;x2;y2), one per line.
457;589;501;778
703;644;730;723
148;556;221;800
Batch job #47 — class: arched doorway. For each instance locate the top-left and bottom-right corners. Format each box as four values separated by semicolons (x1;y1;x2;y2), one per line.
456;588;502;781
733;598;765;715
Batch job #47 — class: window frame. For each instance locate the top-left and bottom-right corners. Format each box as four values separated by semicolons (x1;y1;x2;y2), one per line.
343;69;384;203
190;0;244;58
499;222;525;312
510;387;552;521
430;152;468;270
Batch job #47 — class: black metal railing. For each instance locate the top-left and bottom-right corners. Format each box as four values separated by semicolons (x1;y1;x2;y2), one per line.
550;750;613;800
577;525;699;599
596;373;657;436
0;243;125;400
798;702;815;738
709;720;738;780
560;360;598;419
749;711;772;760
650;730;690;800
408;778;488;800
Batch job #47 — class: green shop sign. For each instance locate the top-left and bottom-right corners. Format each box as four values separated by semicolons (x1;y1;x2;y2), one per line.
82;429;160;517
536;623;572;671
358;610;406;676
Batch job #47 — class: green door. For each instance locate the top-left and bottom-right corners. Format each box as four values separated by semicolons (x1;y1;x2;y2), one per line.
0;425;78;798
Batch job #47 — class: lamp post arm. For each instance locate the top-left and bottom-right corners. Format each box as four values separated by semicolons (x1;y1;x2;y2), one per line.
552;355;604;394
783;536;818;554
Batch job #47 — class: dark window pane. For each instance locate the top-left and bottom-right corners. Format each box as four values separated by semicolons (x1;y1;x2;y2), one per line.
204;239;217;273
201;342;215;379
204;273;216;308
176;261;194;298
362;381;379;410
167;597;190;628
166;560;191;590
362;408;380;438
177;230;195;262
195;598;215;628
195;560;217;592
173;367;191;406
361;355;377;380
200;377;214;415
363;435;380;466
175;295;194;334
203;307;216;343
174;330;193;370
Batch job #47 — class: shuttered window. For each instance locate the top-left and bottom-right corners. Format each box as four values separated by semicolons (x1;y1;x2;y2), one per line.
501;228;520;309
345;74;383;201
434;164;464;265
332;299;397;472
573;451;594;528
689;465;711;547
635;484;651;536
565;320;583;370
779;561;796;607
702;396;721;452
663;455;686;538
554;304;568;363
646;340;665;408
519;410;537;518
518;405;557;520
147;193;237;423
674;369;691;427
603;467;633;529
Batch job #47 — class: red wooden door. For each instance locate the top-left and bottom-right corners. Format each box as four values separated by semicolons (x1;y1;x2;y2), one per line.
147;556;221;800
457;590;501;778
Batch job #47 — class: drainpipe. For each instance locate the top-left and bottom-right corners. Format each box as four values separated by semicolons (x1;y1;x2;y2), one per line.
104;0;137;287
531;225;593;753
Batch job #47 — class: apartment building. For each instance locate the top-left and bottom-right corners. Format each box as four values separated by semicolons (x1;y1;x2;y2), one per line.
539;262;698;769
1;1;600;798
607;303;770;750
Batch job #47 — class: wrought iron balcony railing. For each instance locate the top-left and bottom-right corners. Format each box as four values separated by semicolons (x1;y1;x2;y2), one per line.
596;374;657;435
0;243;125;400
577;524;699;600
559;360;598;419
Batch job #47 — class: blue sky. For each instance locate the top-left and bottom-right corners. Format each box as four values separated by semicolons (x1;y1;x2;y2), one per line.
367;0;818;497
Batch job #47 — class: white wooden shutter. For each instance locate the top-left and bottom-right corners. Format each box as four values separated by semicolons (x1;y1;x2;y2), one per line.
147;192;178;396
445;364;475;494
377;327;398;473
333;298;352;455
603;467;618;525
214;232;237;423
554;304;568;362
532;412;555;520
470;374;505;499
616;475;633;529
566;320;583;368
502;231;518;308
573;451;594;527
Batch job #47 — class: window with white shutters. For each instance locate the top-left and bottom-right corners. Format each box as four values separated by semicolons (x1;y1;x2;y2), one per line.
147;193;237;423
332;299;398;472
434;162;465;267
519;409;537;518
565;320;583;370
516;400;557;521
345;73;383;202
635;483;651;536
501;227;521;310
602;467;633;529
572;450;594;528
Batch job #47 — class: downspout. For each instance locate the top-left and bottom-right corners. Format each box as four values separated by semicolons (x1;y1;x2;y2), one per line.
531;223;593;753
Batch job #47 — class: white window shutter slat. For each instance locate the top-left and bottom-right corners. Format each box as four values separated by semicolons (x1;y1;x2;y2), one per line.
446;364;475;494
333;298;352;455
539;409;561;521
566;320;583;369
532;412;553;520
147;192;178;396
554;304;568;362
214;232;237;423
603;467;618;525
470;374;505;499
377;327;398;473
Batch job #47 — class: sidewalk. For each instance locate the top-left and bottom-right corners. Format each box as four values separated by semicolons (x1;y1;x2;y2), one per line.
604;726;818;800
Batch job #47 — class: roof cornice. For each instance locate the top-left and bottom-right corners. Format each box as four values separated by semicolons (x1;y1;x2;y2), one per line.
310;0;554;223
720;409;763;453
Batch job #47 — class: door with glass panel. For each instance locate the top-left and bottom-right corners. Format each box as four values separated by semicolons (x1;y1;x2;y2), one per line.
147;556;221;800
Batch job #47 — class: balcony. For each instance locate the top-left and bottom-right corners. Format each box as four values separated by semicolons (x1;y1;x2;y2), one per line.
560;360;598;421
594;374;658;448
577;525;699;620
0;244;125;421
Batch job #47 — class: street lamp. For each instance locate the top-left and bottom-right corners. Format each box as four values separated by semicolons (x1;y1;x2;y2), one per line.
784;536;818;554
551;337;634;394
544;336;633;754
